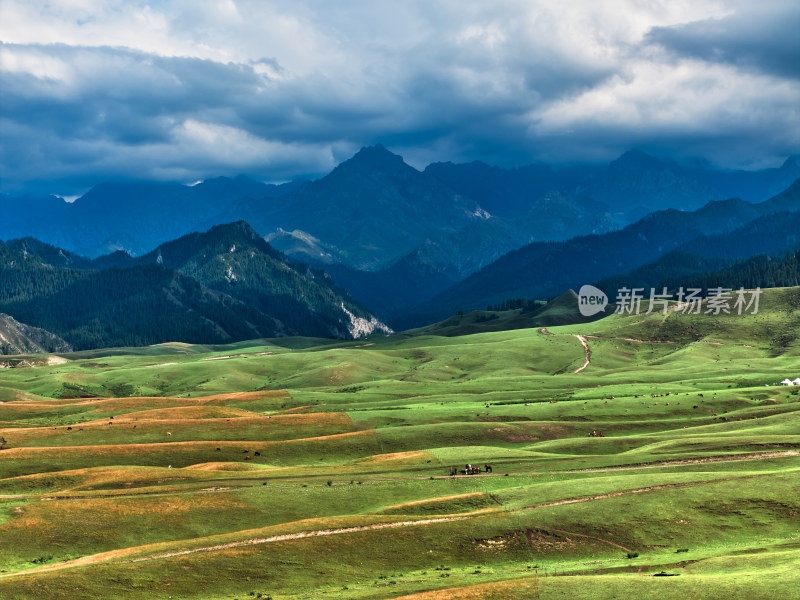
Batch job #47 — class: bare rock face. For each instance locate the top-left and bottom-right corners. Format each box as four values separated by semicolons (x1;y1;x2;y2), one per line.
0;313;73;355
340;304;393;338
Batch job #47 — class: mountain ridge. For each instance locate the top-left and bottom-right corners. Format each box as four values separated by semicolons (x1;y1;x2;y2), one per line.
392;178;800;328
0;222;390;350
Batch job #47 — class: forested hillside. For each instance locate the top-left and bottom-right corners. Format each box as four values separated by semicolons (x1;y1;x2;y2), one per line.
0;224;389;350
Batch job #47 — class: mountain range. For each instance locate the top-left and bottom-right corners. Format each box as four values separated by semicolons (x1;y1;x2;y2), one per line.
3;145;797;273
392;179;800;327
0;223;389;350
2;145;800;346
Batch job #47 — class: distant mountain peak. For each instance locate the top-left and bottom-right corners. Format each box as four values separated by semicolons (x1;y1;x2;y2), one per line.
346;144;407;170
207;220;261;239
780;156;800;171
610;149;664;172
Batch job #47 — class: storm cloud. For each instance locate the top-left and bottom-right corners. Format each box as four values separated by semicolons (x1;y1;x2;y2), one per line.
1;0;798;197
646;1;800;80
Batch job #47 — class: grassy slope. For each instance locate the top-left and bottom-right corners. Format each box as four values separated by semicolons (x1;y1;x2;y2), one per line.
0;287;799;599
402;290;614;338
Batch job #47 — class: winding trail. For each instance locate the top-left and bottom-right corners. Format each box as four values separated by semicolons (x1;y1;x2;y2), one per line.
573;335;590;373
125;516;470;564
0;516;470;577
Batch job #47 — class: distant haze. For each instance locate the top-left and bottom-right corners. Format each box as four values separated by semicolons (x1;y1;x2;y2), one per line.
1;0;798;197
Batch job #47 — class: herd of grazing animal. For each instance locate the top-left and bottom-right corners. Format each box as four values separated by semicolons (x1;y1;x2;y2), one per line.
450;464;493;476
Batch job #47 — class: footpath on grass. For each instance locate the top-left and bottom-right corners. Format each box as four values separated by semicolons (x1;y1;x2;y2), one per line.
573;335;590;373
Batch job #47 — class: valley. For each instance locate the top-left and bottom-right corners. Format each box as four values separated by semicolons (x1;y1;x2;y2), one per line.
5;3;800;598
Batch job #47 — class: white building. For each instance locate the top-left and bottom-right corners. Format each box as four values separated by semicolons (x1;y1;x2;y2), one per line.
779;379;794;386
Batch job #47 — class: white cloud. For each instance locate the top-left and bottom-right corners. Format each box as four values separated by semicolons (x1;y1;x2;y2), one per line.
171;118;336;172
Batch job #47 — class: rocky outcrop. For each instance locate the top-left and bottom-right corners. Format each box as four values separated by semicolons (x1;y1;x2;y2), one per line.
0;313;73;355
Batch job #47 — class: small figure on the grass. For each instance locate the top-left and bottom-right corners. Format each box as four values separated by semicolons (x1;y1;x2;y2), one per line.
485;464;493;473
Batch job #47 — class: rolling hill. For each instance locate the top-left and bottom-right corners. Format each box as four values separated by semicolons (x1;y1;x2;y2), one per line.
0;287;798;599
403;290;614;338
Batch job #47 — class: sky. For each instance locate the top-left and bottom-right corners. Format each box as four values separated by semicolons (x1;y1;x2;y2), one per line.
1;0;798;197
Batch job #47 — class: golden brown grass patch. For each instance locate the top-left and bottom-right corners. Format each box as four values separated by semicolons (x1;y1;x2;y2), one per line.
1;391;289;418
355;450;434;465
0;421;37;428
65;465;217;490
3;429;375;458
103;406;257;421
191;390;289;402
4;411;355;447
389;577;538;599
279;405;312;413
184;462;263;471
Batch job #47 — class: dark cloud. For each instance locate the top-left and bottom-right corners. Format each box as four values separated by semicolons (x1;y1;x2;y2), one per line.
646;3;800;79
1;2;799;197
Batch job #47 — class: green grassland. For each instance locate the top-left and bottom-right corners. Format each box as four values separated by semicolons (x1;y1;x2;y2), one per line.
0;287;799;599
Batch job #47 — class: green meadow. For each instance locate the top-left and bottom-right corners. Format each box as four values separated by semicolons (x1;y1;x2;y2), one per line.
0;287;799;599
